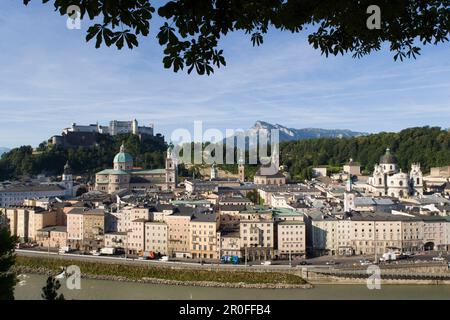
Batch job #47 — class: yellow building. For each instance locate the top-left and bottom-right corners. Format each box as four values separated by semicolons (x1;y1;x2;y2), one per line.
145;222;168;255
67;208;104;250
189;212;220;260
5;206;56;242
239;207;275;260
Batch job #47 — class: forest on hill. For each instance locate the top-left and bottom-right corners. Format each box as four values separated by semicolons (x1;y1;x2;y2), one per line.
0;134;167;180
1;127;450;182
281;126;450;181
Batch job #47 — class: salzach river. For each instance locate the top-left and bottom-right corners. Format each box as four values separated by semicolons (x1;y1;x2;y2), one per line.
13;274;450;300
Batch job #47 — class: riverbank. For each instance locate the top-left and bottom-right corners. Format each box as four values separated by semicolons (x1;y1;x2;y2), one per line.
14;256;311;289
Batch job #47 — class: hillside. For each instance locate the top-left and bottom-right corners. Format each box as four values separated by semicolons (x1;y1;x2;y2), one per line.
0;134;167;180
1;126;449;183
0;147;10;156
281;126;450;181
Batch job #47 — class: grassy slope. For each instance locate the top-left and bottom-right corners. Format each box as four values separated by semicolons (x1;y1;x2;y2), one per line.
15;256;306;285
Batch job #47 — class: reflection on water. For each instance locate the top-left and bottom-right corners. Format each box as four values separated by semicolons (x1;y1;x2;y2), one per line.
14;274;450;300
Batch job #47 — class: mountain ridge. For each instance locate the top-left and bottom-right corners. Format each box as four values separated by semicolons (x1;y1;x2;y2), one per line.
0;147;10;156
249;120;368;141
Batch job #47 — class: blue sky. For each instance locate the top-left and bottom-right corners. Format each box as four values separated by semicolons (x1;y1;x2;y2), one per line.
1;2;450;148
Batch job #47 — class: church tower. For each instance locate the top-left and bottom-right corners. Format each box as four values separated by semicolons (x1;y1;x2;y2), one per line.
62;161;74;196
132;119;139;135
165;142;177;190
410;163;423;196
344;192;355;213
210;162;218;180
238;152;245;183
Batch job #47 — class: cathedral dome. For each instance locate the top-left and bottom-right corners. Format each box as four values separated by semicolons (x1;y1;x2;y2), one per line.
114;143;133;164
380;148;397;164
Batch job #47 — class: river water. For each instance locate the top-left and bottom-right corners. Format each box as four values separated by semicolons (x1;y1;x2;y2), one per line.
14;274;450;300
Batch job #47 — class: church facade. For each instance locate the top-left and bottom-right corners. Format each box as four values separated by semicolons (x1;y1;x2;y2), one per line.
95;143;177;194
367;148;423;198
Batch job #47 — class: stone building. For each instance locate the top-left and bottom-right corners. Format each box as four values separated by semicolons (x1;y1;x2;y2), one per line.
367;148;423;198
343;158;361;176
67;208;105;250
95;143;177;194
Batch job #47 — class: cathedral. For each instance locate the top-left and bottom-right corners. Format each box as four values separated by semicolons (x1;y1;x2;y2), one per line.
367;148;423;198
95;143;177;194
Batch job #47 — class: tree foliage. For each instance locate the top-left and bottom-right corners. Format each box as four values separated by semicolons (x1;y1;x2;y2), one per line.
41;276;65;300
23;0;450;75
0;134;167;180
0;224;18;300
281;126;450;181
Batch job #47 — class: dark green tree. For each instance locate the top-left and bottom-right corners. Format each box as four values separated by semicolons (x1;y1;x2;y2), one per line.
0;221;18;300
0;133;167;180
23;1;450;75
41;276;65;300
280;126;450;181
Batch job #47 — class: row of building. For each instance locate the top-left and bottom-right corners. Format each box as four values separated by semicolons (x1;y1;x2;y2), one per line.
1;199;306;261
4;192;450;261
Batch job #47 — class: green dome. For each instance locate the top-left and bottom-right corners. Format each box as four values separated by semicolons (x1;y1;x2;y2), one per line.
114;143;133;163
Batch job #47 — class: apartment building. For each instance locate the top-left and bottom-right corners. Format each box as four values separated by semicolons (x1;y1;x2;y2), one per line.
35;226;68;248
67;208;105;250
219;229;241;258
277;221;306;258
218;205;245;230
164;212;192;258
104;232;128;249
5;206;56;242
145;222;168;255
117;206;151;233
239;207;274;260
421;215;448;251
128;218;146;254
189;212;220;259
307;212;339;256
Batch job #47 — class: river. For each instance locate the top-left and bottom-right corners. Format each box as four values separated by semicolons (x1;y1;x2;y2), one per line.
13;274;450;300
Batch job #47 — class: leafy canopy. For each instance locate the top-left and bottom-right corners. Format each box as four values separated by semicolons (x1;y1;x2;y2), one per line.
23;0;450;75
41;276;65;300
0;222;18;300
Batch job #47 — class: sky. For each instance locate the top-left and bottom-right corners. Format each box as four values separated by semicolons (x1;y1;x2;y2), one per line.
0;2;450;148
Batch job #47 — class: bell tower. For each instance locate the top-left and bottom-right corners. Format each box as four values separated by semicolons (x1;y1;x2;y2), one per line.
165;142;177;190
238;152;245;183
62;161;74;196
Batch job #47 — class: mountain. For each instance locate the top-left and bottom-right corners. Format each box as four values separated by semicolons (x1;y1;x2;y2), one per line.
0;147;10;156
249;121;368;142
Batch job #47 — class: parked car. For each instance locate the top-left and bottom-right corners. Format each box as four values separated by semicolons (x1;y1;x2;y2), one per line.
298;261;310;265
90;250;101;256
325;260;336;265
359;259;371;266
433;256;445;262
59;246;72;254
261;261;272;266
